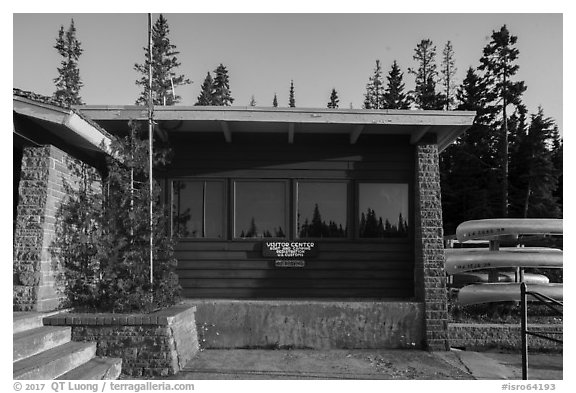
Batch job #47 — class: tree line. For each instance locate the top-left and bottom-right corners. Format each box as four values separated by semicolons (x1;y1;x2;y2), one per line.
51;17;562;233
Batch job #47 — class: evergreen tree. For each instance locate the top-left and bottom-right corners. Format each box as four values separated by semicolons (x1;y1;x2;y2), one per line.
289;80;295;107
408;39;444;110
273;93;278;107
363;60;385;109
53;19;83;106
510;108;561;218
383;60;410;109
212;64;234;106
479;25;527;217
327;88;339;108
134;14;191;106
195;72;214;106
440;67;500;234
249;95;257;106
440;41;457;110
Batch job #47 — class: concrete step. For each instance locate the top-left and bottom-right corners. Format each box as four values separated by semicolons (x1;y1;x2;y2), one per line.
13;311;63;334
13;341;96;380
56;357;122;380
14;326;72;362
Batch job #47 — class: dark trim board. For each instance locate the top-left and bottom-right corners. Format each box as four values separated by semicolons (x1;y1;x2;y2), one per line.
167;134;416;299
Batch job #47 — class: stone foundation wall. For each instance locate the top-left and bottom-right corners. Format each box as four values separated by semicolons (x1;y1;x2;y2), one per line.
414;143;449;351
43;304;198;377
449;323;563;352
14;145;101;311
188;299;424;349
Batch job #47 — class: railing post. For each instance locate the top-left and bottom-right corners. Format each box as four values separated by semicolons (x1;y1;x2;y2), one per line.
521;282;528;380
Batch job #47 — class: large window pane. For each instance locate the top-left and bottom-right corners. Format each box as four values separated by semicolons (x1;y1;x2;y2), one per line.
358;183;409;238
172;180;225;238
235;181;287;238
297;182;347;238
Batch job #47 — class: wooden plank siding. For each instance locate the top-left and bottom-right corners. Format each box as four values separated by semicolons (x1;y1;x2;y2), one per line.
163;133;416;299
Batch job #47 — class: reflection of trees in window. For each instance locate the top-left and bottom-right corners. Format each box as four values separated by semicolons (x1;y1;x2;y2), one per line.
172;180;224;238
298;203;347;238
359;209;409;238
239;217;285;238
172;181;191;237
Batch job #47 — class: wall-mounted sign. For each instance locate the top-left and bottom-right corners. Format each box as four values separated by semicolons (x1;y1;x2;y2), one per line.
263;242;317;258
274;260;306;268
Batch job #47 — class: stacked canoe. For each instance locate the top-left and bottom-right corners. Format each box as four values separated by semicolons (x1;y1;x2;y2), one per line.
446;219;563;306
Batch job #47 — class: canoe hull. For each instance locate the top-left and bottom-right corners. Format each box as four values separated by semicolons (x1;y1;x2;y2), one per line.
451;272;550;287
445;247;563;274
456;283;563;306
456;218;563;242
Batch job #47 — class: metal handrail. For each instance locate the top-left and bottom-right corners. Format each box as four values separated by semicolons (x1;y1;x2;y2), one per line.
521;282;563;380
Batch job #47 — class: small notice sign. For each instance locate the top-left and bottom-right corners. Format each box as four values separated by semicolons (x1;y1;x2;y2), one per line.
262;242;317;258
275;260;306;268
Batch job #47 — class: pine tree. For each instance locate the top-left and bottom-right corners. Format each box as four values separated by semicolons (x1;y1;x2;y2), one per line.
383;61;410;109
479;25;527;217
289;80;295;107
195;72;214;106
249;95;257;106
440;67;500;234
408;39;444;110
327;88;339;108
440;41;457;110
134;14;191;106
53;19;83;106
212;64;234;106
273;93;278;107
363;60;385;109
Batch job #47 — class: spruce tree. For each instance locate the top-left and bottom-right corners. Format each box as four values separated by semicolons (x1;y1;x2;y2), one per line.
383;61;410;109
408;39;444;110
53;19;83;106
249;95;257;106
479;25;527;217
273;93;278;107
363;60;385;109
134;14;191;106
212;64;234;106
440;41;457;110
289;80;295;107
327;88;339;108
195;72;214;106
440;67;500;234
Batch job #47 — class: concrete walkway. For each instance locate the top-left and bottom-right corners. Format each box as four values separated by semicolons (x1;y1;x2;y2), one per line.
169;349;562;380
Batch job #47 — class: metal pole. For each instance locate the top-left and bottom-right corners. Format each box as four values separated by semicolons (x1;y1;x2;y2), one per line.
148;13;154;287
521;282;528;380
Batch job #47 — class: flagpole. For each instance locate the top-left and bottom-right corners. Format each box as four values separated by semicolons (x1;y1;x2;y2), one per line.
148;13;154;288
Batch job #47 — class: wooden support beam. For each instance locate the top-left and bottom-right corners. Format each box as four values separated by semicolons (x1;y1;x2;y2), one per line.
410;126;432;144
219;121;232;143
288;123;295;144
350;125;364;144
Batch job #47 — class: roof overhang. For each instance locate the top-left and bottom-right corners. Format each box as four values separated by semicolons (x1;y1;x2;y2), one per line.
13;96;113;155
76;106;475;152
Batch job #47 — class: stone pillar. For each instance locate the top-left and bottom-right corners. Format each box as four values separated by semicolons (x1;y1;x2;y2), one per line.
13;145;99;312
414;143;449;351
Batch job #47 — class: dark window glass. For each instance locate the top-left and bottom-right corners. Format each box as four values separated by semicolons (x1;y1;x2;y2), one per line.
358;183;409;238
172;180;225;238
297;182;347;238
235;181;286;238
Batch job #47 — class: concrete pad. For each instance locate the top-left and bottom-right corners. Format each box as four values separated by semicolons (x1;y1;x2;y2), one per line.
479;351;563;380
450;350;517;379
169;349;473;380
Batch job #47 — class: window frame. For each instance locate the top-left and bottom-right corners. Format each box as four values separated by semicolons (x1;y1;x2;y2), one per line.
232;178;291;240
293;179;352;241
170;178;228;241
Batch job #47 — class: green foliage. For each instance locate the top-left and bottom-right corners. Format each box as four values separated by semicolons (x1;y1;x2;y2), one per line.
363;60;384;109
289;80;295;107
212;64;234;106
273;93;278;107
408;39;444;110
327;88;339;108
383;60;410;109
55;121;181;313
53;19;83;106
195;72;214;105
440;41;457;110
134;14;191;106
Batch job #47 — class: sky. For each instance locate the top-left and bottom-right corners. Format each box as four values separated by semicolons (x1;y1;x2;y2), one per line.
13;13;563;133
